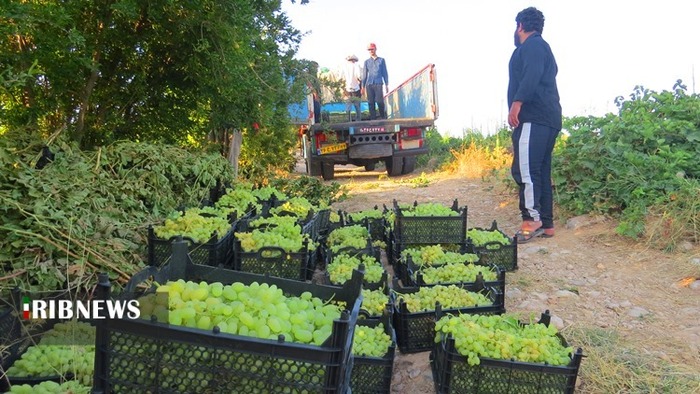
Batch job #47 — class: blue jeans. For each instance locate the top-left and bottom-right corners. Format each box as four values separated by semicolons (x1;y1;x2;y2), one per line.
366;84;385;119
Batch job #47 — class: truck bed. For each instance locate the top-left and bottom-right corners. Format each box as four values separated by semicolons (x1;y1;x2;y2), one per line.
310;117;435;132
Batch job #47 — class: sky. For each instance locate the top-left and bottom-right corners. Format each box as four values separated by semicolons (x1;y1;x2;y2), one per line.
281;0;699;136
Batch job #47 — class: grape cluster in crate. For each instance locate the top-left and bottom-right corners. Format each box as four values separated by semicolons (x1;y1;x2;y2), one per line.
0;190;582;393
0;292;95;394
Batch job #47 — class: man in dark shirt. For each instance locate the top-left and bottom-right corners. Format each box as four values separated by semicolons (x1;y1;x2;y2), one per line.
507;7;561;243
362;42;389;120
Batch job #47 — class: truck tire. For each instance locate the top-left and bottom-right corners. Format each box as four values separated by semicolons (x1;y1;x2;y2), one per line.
401;157;416;174
321;162;335;181
385;157;402;177
306;145;322;176
364;163;376;171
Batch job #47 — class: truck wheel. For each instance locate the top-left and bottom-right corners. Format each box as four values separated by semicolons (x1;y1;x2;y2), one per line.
401;157;416;174
306;145;322;176
321;162;335;180
364;163;376;171
385;157;402;177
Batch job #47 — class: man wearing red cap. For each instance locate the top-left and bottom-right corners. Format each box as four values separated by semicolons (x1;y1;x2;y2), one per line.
362;43;389;120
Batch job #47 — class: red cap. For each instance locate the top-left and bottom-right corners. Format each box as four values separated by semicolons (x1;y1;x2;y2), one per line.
367;43;377;50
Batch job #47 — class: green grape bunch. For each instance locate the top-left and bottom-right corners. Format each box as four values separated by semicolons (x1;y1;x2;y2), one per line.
235;216;314;253
467;228;511;249
215;186;262;217
347;208;384;222
360;288;391;317
326;225;370;252
144;280;345;346
270;196;315;218
154;208;232;244
251;185;288;202
401;245;478;267
419;262;498;285
400;202;459;217
352;323;392;358
435;313;574;367
327;254;384;285
7;380;91;394
393;285;492;312
7;320;96;387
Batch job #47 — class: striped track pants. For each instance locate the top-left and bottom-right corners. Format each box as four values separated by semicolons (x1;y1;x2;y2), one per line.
510;122;560;229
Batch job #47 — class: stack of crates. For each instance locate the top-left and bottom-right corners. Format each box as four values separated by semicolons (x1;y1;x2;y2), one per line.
387;199;468;283
322;225;385;290
391;280;505;354
92;238;363;394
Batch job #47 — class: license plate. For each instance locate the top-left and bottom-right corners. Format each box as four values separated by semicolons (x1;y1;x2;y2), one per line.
319;143;347;154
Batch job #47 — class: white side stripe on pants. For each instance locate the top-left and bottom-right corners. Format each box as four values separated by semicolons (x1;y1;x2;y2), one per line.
518;122;540;222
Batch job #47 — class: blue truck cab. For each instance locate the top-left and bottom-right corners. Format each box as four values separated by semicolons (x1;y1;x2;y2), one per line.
296;64;439;180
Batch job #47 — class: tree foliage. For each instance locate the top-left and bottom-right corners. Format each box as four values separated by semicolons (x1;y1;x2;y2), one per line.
0;0;313;173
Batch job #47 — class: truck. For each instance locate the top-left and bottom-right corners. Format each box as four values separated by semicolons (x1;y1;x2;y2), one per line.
293;64;439;180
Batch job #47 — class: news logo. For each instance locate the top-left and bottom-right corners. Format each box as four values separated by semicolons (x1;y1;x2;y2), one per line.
21;296;141;320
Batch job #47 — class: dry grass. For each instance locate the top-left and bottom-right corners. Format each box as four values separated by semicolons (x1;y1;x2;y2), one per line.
443;142;512;179
563;324;700;393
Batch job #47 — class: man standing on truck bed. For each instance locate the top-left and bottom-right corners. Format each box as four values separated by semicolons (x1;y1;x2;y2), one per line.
343;54;362;121
362;42;389;120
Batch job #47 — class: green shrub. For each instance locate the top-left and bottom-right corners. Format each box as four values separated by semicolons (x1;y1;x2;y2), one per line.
553;82;700;248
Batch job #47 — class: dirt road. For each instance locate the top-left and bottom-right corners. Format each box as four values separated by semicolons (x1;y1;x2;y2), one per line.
321;165;700;393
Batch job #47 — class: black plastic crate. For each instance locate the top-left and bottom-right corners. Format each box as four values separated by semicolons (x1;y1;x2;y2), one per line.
392;200;468;245
430;311;584;394
322;210;346;240
392;284;505;354
234;239;315;282
324;242;381;266
322;242;383;287
0;291;85;392
233;213;319;281
351;310;396;394
1;294;24;373
385;229;396;266
358;287;394;321
303;209;331;244
92;239;364;394
467;221;518;272
344;206;387;243
323;269;389;292
147;223;236;269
